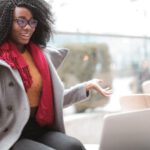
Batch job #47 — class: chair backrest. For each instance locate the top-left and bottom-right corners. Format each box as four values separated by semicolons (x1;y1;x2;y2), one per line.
99;108;150;150
120;94;150;111
142;80;150;93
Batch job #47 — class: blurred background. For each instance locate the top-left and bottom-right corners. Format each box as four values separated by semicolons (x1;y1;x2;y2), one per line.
45;0;150;145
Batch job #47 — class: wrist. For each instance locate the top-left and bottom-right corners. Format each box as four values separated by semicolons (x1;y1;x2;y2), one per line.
85;82;93;91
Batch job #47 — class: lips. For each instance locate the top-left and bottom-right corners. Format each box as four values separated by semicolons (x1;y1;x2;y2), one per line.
20;33;31;40
21;33;30;37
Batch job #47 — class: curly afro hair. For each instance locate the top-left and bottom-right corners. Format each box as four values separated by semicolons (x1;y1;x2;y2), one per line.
0;0;54;47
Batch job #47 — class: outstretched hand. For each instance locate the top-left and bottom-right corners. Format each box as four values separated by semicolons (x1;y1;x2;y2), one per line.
85;79;112;97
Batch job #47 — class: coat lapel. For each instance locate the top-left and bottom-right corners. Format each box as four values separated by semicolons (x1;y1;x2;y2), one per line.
44;52;65;132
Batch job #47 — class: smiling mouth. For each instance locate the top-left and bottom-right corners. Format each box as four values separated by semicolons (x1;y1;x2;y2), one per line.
20;34;31;40
21;34;30;37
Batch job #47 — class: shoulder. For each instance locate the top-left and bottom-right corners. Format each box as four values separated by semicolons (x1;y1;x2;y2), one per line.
43;46;69;69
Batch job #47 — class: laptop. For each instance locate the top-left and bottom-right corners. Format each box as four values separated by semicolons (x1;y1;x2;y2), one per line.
99;109;150;150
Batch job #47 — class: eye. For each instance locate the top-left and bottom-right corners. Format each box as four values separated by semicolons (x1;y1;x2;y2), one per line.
30;19;38;28
17;18;26;27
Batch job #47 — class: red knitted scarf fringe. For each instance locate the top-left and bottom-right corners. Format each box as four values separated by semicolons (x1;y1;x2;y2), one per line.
0;41;54;126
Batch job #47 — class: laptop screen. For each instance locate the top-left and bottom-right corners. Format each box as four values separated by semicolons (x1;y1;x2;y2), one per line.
99;109;150;150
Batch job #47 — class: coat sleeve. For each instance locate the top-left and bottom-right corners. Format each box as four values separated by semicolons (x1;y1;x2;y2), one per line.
63;82;90;107
44;47;90;107
0;63;30;150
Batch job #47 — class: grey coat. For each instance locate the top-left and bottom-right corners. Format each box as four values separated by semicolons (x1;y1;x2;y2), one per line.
0;47;89;150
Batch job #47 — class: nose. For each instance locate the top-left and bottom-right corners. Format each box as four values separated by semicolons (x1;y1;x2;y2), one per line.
24;23;32;30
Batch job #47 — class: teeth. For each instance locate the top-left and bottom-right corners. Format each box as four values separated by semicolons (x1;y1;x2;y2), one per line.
21;33;30;36
21;35;30;38
22;35;29;36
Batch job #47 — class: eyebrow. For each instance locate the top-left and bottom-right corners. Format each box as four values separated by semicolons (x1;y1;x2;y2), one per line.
14;16;34;20
15;16;26;19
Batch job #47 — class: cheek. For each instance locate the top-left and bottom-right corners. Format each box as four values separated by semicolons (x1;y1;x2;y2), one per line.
29;28;36;39
12;23;20;32
31;28;36;34
10;24;20;38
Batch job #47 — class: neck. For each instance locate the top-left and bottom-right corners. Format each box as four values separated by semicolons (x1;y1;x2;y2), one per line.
17;45;26;53
8;40;27;53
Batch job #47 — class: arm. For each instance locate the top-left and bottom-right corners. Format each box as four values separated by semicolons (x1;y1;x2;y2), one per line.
63;82;89;107
63;78;112;107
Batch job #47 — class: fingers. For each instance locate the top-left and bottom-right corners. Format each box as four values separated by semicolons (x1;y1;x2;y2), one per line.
101;89;112;97
104;87;111;90
94;85;112;97
103;86;112;92
86;78;112;97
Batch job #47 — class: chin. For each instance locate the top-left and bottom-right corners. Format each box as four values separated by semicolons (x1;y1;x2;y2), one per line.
21;40;30;45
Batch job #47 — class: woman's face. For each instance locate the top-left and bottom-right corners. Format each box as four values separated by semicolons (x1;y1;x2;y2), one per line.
10;7;37;47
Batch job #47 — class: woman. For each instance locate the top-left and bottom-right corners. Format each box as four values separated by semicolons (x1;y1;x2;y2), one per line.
0;0;112;150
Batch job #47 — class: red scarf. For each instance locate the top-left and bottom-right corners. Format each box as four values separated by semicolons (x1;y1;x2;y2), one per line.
0;41;54;126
